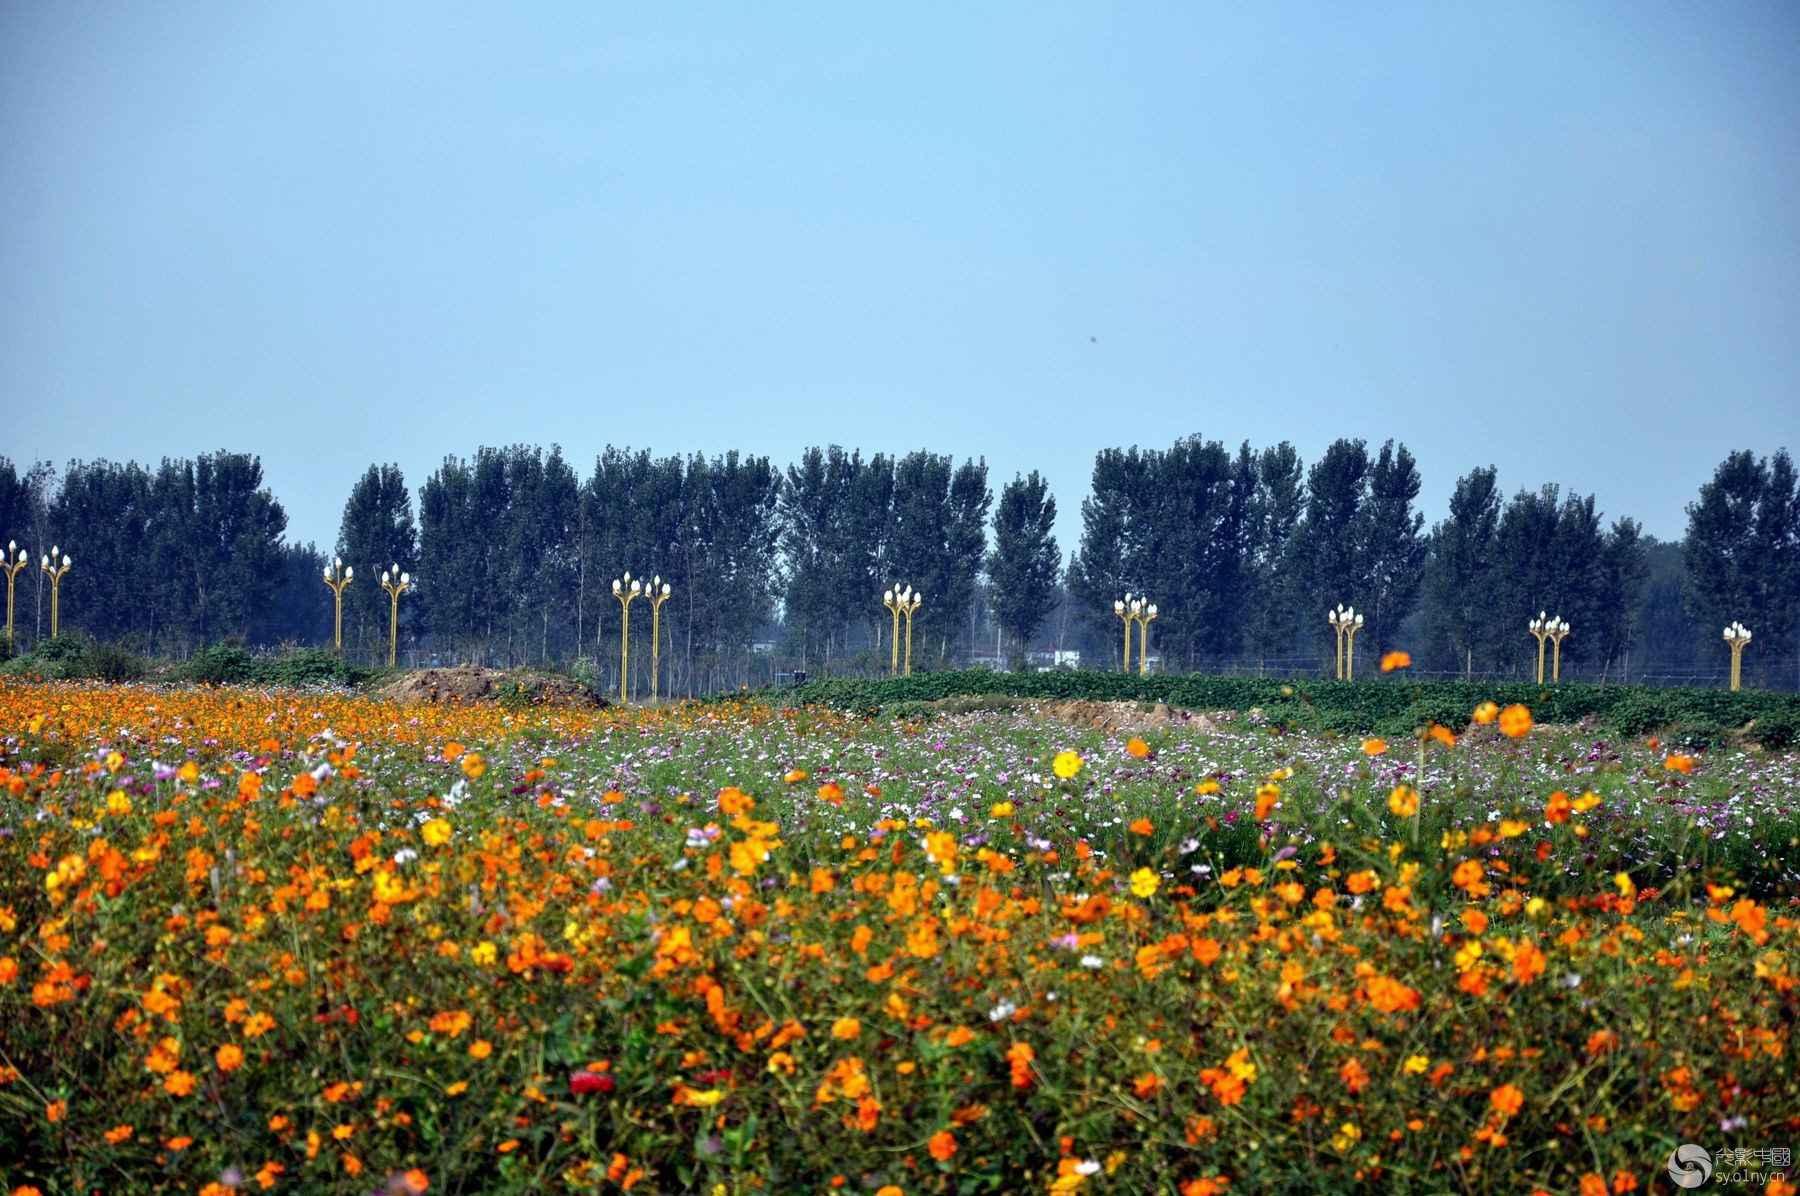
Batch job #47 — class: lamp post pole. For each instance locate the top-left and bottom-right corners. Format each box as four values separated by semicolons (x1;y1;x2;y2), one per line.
323;558;353;656
1130;599;1159;677
1548;618;1571;683
40;547;71;639
1115;596;1134;674
883;584;908;677
1723;622;1752;692
648;576;672;702
612;573;641;704
2;541;28;648
1528;613;1557;684
1328;605;1361;680
379;565;410;668
901;589;922;676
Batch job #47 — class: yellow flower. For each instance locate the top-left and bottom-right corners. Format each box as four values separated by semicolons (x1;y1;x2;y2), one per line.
421;819;453;847
1388;786;1419;818
105;790;132;816
989;801;1014;817
1129;868;1160;899
831;1017;862;1040
1053;751;1084;779
1403;1055;1429;1075
685;1088;726;1107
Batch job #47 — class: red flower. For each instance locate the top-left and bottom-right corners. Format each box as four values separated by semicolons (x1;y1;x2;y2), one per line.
570;1070;615;1095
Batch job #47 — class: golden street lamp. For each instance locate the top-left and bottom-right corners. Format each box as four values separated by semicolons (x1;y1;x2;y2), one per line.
900;587;922;676
612;572;642;704
1528;612;1568;684
647;575;672;702
1548;618;1570;683
40;547;71;640
882;584;911;677
1114;595;1135;674
3;541;28;647
322;557;353;656
1724;621;1752;692
1328;604;1362;680
1131;598;1158;677
379;565;410;668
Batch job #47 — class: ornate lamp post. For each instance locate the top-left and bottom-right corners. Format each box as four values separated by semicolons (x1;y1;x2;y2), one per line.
1724;622;1752;692
379;565;410;668
40;547;71;639
900;588;922;676
322;558;353;656
648;576;672;702
1548;617;1571;683
1528;612;1568;684
1114;595;1134;674
883;584;911;677
1131;598;1158;677
1328;604;1362;680
3;541;28;647
612;573;641;703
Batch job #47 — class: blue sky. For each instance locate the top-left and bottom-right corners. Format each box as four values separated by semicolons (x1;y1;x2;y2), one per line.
3;2;1797;558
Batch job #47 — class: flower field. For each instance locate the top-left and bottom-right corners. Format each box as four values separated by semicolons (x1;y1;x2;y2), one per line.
2;679;1797;1195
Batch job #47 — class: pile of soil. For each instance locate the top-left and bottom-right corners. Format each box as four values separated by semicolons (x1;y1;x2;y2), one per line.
377;665;607;708
1020;698;1221;736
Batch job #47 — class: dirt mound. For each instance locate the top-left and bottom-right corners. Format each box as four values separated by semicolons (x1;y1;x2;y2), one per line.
377;665;607;708
1021;698;1221;736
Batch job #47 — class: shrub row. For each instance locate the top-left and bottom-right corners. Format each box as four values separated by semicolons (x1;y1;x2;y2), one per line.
781;667;1800;747
0;638;374;688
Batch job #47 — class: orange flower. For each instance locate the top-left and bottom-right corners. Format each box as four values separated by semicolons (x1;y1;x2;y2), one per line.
1006;1042;1035;1088
215;1043;244;1071
928;1130;957;1161
1663;754;1694;774
831;1018;862;1040
1361;738;1387;756
1489;1083;1524;1118
784;769;807;784
104;1124;133;1144
1387;786;1418;818
469;1040;493;1059
460;753;485;779
1579;1175;1607;1196
163;1070;195;1097
1128;817;1154;836
1544;791;1573;824
1498;704;1533;738
1472;700;1499;725
1380;650;1411;672
1254;783;1280;821
816;782;844;806
1125;737;1150;758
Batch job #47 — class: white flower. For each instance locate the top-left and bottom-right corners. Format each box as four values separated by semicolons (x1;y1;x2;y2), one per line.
987;1000;1017;1022
1080;955;1105;970
1076;1160;1101;1176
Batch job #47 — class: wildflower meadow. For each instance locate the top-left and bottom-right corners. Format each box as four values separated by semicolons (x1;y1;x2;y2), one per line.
1;676;1796;1195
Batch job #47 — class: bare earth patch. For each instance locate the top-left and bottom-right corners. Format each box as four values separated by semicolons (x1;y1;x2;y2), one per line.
377;665;607;707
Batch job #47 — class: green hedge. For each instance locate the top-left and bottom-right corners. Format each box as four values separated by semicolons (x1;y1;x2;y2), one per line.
776;667;1800;743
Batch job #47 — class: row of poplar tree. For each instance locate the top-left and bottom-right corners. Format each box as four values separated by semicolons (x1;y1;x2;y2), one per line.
0;441;1794;688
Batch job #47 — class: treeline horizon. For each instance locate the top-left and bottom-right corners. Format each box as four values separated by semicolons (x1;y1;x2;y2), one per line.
0;439;1795;692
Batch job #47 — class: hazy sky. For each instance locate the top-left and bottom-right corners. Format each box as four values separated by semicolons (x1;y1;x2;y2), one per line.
3;2;1797;560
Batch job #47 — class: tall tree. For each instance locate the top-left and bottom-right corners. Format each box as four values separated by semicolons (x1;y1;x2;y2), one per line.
1357;440;1428;658
1420;466;1502;677
1594;517;1648;679
986;471;1060;666
1244;442;1306;669
1291;439;1372;664
1685;448;1799;686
